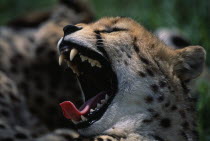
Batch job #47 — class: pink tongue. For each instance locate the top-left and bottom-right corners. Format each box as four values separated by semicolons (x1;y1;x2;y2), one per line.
60;92;106;121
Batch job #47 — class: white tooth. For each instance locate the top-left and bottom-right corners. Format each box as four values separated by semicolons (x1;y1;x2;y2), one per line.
57;37;63;50
96;62;102;68
81;115;87;121
101;100;106;104
67;61;80;76
59;55;64;66
80;55;87;62
91;61;96;67
70;48;78;61
97;103;102;108
105;94;109;101
72;120;79;124
90;109;94;113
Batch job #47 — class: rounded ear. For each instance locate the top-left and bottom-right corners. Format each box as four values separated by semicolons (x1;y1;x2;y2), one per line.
173;46;206;81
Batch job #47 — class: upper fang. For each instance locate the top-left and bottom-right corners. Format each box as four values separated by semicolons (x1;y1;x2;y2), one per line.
70;48;78;61
59;55;64;66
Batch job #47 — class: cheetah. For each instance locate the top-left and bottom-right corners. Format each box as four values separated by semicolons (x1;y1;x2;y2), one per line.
57;17;206;141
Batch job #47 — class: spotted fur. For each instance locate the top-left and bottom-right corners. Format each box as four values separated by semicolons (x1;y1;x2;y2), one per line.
0;2;206;141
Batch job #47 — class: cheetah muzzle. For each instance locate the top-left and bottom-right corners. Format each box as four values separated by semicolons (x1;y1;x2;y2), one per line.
57;31;118;129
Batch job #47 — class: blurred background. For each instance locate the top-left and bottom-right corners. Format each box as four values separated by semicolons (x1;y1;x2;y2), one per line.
0;0;209;140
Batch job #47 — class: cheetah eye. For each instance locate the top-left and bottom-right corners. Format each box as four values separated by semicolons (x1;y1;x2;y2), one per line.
101;27;127;33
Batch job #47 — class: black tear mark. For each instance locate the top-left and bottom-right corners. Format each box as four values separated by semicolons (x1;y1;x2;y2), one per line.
95;31;109;59
140;56;150;64
133;37;140;53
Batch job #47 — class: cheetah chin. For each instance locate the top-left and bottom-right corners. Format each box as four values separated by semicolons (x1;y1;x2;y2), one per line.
56;17;205;140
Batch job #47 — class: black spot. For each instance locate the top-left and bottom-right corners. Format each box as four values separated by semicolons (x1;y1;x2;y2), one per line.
124;60;128;66
182;121;189;129
164;101;170;107
144;96;154;103
171;105;177;111
1;110;10;117
148;108;155;113
159;81;166;88
15;133;28;139
146;68;154;77
152;135;164;141
180;131;188;140
140;56;149;64
0;124;6;129
179;110;186;118
157;95;164;102
150;84;159;93
9;93;21;103
160;118;171;128
126;52;131;58
143;119;153;123
181;81;190;94
138;71;146;77
153;113;160;118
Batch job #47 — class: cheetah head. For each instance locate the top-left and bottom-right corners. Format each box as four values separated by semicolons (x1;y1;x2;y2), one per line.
57;17;205;139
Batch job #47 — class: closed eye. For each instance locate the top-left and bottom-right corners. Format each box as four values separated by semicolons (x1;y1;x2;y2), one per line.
98;27;127;33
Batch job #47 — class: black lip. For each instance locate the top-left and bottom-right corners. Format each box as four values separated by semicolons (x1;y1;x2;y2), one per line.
59;41;118;128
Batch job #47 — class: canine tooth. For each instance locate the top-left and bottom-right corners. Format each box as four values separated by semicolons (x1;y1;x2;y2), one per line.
67;61;80;76
90;109;94;113
72;120;79;124
105;95;109;101
101;100;106;104
59;55;64;66
81;115;87;121
70;48;78;61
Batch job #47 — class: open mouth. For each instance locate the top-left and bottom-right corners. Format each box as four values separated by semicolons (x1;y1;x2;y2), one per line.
58;41;118;128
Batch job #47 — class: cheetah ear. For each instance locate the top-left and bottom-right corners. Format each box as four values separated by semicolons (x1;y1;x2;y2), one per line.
173;46;206;81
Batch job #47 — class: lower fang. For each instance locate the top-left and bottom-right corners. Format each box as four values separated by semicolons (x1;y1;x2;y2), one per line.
81;115;87;121
72;120;79;124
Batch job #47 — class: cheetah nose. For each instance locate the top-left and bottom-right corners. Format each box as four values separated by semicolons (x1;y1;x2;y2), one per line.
63;25;82;35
